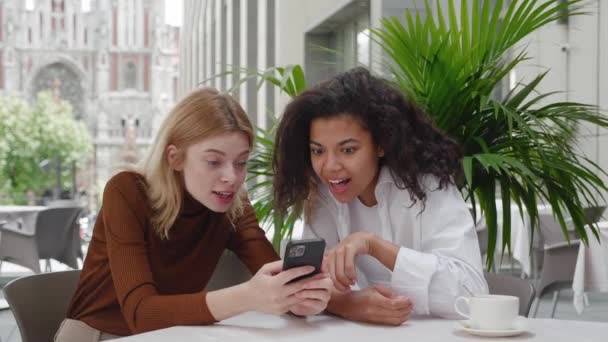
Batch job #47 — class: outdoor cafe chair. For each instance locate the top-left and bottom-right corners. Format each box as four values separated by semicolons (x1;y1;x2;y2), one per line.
0;206;83;273
3;270;81;342
204;250;252;291
485;271;536;317
532;205;606;318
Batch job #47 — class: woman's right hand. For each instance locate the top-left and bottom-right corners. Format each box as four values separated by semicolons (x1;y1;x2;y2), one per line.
327;285;413;325
244;260;317;315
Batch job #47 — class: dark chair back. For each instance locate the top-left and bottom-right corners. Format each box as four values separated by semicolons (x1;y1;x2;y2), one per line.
3;270;81;342
204;250;251;291
35;207;83;269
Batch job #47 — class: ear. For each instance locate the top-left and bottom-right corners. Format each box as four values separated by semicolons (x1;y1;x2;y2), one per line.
166;144;184;171
377;146;385;158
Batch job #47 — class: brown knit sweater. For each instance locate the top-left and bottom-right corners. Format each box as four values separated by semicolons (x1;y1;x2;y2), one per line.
66;171;279;336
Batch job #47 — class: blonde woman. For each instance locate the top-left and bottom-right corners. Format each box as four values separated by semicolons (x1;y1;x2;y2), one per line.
56;88;332;341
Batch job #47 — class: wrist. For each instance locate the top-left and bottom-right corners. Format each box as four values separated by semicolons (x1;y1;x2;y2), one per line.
366;233;380;259
237;281;256;312
326;291;352;318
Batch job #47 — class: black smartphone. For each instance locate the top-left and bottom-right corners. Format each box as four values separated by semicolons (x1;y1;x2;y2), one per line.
282;238;326;283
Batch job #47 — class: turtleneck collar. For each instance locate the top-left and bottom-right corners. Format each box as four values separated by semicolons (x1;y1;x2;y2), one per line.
180;189;208;216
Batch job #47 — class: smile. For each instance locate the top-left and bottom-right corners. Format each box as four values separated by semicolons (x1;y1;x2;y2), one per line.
213;191;234;198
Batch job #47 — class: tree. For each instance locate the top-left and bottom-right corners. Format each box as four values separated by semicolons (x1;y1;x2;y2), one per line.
0;92;92;204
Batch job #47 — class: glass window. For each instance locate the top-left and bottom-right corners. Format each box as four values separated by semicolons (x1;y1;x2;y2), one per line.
124;62;137;89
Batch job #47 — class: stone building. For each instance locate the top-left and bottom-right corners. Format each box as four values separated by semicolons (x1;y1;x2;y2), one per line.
0;0;180;206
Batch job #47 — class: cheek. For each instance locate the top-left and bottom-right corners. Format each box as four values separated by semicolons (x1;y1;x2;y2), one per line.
310;158;323;176
236;169;248;183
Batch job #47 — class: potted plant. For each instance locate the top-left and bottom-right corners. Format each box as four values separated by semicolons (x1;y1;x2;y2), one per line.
371;0;608;267
230;65;308;251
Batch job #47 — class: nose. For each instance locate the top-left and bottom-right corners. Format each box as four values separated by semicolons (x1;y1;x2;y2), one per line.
324;152;343;172
220;165;238;184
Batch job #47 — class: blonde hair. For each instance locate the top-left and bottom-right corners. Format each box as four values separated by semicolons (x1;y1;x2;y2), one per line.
137;88;254;239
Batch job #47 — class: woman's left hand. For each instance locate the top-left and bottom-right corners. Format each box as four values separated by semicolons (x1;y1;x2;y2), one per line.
289;273;333;316
325;232;375;292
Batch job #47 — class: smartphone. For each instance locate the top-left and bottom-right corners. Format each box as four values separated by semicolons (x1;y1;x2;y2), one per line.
282;238;326;283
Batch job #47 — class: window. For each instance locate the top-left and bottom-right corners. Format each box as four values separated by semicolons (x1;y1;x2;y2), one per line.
124;61;137;89
25;0;35;11
356;28;370;67
81;0;91;13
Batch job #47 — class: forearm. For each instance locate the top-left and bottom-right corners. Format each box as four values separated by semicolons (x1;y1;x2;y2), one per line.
368;234;400;271
206;282;254;321
325;290;352;318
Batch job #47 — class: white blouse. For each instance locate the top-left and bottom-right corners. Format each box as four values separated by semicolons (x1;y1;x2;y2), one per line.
303;167;488;318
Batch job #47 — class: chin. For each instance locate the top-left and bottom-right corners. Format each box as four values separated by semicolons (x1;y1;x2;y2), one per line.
195;196;230;213
332;194;355;203
206;203;231;213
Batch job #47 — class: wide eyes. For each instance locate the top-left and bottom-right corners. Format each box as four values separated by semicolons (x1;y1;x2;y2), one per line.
207;160;220;167
311;148;323;155
205;159;248;169
309;147;357;155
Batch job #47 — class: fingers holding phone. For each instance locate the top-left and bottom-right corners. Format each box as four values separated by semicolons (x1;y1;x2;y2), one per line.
282;238;332;316
246;260;314;315
244;238;329;316
289;273;333;316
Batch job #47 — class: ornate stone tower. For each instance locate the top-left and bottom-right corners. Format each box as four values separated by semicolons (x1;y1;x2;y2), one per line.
0;0;180;208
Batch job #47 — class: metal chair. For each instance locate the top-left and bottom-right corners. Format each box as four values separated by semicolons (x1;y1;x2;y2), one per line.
204;250;252;291
0;206;83;273
532;205;606;317
485;272;536;317
2;270;81;342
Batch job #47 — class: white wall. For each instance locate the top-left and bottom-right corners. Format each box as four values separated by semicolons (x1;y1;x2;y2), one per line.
275;0;347;110
516;0;607;199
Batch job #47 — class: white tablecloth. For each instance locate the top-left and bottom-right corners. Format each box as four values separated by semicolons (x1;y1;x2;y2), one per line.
108;312;607;342
474;201;551;276
573;221;608;314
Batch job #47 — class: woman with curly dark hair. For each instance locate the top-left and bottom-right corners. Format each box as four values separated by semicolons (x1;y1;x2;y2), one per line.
273;67;487;325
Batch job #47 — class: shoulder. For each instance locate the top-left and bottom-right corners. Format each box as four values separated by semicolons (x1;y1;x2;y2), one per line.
380;173;459;208
103;171;148;203
309;183;338;214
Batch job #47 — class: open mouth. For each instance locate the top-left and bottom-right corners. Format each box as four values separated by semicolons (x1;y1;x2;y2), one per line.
328;178;351;194
329;179;350;185
213;191;235;203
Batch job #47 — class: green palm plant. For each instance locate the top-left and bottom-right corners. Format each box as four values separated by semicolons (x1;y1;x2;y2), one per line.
372;0;608;268
229;65;308;250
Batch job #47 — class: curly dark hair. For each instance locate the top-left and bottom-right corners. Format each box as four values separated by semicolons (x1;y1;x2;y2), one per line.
273;67;462;216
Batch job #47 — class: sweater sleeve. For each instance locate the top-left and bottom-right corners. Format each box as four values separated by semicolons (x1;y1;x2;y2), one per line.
102;178;217;334
227;196;280;273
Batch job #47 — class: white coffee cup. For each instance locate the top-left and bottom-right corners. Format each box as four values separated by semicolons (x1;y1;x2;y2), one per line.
454;295;519;330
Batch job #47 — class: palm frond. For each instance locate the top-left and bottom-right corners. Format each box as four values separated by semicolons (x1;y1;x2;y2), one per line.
372;0;607;268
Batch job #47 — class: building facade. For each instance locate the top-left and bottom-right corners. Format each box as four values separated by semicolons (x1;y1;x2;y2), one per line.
0;0;180;205
180;0;276;129
181;0;608;198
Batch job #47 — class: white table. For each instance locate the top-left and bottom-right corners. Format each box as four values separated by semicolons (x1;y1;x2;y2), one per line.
108;312;607;342
573;221;608;314
0;205;46;234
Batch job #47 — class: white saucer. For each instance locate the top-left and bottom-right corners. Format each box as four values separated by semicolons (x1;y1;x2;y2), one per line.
456;316;528;337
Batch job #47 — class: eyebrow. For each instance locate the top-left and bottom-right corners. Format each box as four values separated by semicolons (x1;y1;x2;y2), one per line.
203;149;250;156
310;138;359;147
